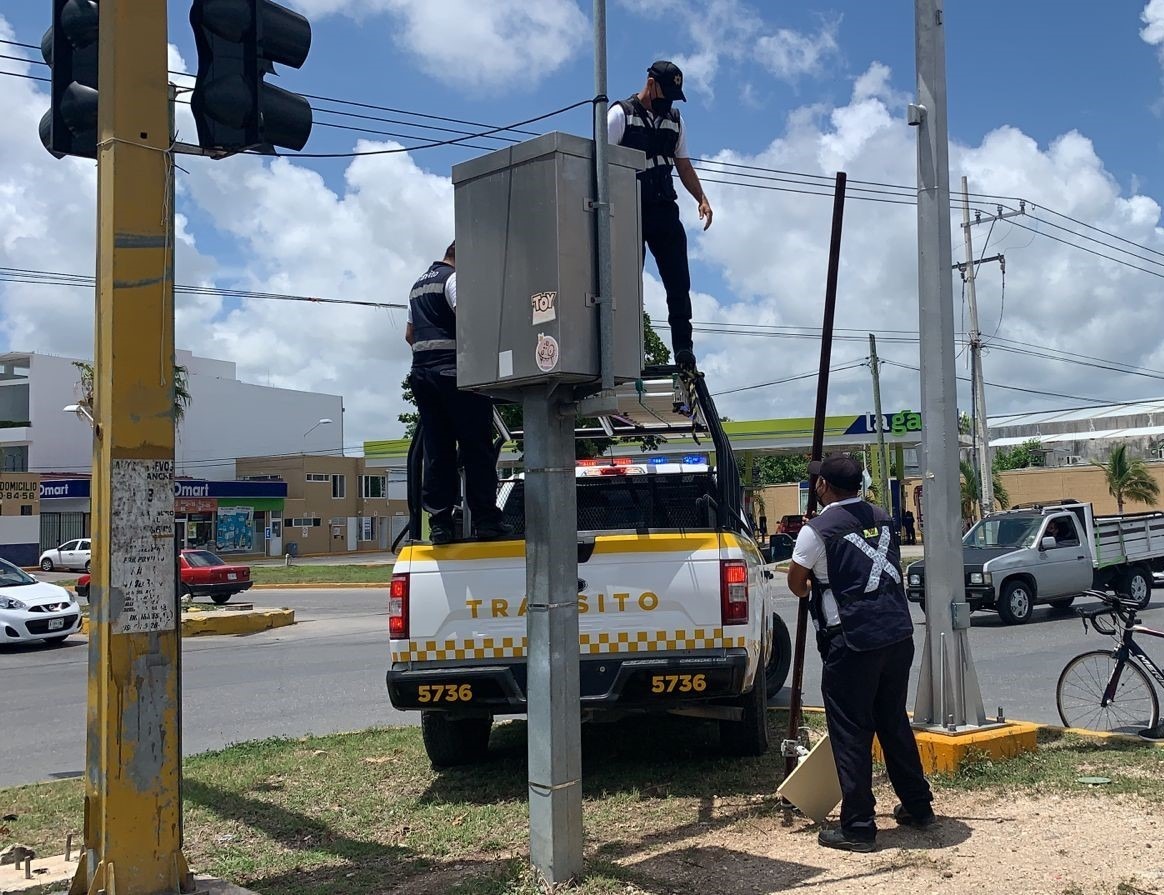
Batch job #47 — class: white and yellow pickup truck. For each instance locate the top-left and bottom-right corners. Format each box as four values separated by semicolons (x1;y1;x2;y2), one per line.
386;459;792;767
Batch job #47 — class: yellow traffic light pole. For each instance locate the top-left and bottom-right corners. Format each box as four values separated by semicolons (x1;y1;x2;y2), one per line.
71;2;190;893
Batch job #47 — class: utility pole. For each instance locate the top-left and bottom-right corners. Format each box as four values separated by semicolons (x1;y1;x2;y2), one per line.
73;3;188;894
960;176;992;519
910;0;987;730
868;334;892;513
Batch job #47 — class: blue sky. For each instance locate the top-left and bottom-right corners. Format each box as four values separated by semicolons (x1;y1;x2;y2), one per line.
3;0;1164;450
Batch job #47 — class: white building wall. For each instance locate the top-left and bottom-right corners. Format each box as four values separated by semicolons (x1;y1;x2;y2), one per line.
6;352;343;478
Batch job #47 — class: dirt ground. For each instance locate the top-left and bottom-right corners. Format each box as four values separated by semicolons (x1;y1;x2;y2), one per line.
607;783;1163;895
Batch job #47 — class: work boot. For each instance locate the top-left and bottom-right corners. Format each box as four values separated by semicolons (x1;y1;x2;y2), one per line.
476;516;515;541
429;516;454;546
675;348;697;372
817;828;875;853
892;803;936;829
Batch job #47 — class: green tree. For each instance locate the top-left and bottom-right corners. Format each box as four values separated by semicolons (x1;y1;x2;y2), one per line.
960;459;1010;523
753;453;810;486
1094;444;1160;513
73;361;191;427
993;438;1045;471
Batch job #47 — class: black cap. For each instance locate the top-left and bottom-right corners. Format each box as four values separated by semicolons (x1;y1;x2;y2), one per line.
808;454;863;491
648;60;686;101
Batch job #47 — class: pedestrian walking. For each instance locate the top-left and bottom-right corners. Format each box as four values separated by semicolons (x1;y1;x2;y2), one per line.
609;60;712;370
786;454;934;851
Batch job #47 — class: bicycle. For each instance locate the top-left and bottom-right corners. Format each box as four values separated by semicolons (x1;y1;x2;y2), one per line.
1056;589;1164;734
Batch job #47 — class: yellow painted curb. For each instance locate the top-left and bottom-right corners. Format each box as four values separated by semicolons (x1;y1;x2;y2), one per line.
182;608;295;636
250;582;387;590
79;608;295;638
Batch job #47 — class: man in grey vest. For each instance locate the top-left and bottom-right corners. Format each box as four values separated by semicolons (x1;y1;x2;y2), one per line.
609;60;713;371
406;242;512;545
787;454;933;851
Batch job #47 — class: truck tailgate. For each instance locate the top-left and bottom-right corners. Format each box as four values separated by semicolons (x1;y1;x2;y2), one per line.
392;533;745;665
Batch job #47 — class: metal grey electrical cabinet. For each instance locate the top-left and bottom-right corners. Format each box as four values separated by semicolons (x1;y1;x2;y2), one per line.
451;132;645;392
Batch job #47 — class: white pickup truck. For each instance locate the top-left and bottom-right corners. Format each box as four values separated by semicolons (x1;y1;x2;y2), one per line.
906;501;1164;624
385;371;792;767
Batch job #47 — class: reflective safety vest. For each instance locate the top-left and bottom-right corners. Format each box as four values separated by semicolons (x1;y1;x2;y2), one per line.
806;500;914;651
409;261;456;372
616;95;680;205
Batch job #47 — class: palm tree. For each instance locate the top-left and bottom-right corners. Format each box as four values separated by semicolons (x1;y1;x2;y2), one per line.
1094;445;1160;513
73;361;192;427
960;460;1010;524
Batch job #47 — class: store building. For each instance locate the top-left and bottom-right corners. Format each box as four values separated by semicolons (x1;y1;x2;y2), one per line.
0;473;39;565
236;455;409;555
0;350;343;479
14;474;288;560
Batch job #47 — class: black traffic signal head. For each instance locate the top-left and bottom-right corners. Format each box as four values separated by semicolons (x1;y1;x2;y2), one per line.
39;0;100;159
189;0;313;153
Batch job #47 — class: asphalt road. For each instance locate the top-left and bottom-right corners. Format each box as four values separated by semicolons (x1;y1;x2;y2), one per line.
2;585;1162;788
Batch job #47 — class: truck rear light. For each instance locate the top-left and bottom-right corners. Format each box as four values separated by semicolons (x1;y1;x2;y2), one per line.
721;559;749;625
389;573;410;639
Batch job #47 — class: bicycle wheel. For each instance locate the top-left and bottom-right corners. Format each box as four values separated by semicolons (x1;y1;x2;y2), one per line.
1056;649;1160;733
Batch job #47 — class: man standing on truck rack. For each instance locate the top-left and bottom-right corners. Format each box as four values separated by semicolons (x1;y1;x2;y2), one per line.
406;242;512;545
786;454;933;852
609;60;712;371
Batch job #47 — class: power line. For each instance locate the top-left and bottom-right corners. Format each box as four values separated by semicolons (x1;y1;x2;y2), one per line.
710;357;868;397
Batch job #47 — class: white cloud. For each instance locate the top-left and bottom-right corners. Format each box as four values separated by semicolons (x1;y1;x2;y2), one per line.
619;0;840;100
8;4;1164;457
1142;0;1164;49
287;0;589;92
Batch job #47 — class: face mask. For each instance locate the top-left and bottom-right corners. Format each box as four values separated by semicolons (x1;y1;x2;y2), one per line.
651;97;673;116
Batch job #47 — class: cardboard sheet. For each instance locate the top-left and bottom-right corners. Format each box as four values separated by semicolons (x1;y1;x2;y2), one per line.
776;733;842;824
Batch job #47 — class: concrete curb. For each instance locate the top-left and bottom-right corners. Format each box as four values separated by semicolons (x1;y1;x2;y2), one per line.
249;582;386;590
182;608;295;636
79;608;295;638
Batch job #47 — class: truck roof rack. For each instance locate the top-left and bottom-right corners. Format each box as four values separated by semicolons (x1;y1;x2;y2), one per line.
397;367;750;547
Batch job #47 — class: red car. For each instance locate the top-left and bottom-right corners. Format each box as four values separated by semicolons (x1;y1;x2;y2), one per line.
74;549;252;605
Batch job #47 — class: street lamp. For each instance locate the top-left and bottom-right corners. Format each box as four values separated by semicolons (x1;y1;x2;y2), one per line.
302;418;333;449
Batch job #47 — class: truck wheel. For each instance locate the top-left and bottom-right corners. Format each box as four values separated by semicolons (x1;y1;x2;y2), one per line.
720;666;769;757
1050;596;1075;610
1120;567;1152;611
764;613;792;695
997;579;1034;625
421;711;492;768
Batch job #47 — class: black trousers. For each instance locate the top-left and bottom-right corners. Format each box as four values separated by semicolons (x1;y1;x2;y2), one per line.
820;634;932;840
642;199;693;356
410;367;500;525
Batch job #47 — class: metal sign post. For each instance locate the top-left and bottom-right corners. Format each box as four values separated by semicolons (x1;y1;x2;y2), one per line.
911;0;987;729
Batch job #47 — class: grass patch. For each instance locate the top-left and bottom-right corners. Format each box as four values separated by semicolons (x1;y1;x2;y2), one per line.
932;727;1164;799
1;712;1159;895
250;564;393;586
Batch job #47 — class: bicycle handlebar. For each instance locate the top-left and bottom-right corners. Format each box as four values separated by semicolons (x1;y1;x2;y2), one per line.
1076;590;1139;636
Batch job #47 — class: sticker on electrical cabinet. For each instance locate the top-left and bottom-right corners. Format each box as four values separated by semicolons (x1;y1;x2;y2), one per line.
498;350;514;378
111;459;176;635
531;291;557;325
535;333;559;372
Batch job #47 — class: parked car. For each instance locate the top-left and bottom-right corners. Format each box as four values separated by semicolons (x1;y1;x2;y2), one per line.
0;557;81;645
775;515;805;537
39;538;92;572
75;548;252;605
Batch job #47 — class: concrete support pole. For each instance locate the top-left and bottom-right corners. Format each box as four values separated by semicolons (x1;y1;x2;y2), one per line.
523;390;583;884
71;2;190;894
961;176;993;517
911;0;987;729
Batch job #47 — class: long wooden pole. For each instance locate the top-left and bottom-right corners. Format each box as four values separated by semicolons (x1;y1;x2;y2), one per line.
783;172;847;783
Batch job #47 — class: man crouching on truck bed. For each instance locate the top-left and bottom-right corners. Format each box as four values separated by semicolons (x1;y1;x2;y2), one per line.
405;241;513;545
787;454;933;852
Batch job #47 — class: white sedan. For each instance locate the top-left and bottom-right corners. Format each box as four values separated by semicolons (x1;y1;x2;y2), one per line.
39;538;92;572
0;558;82;645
